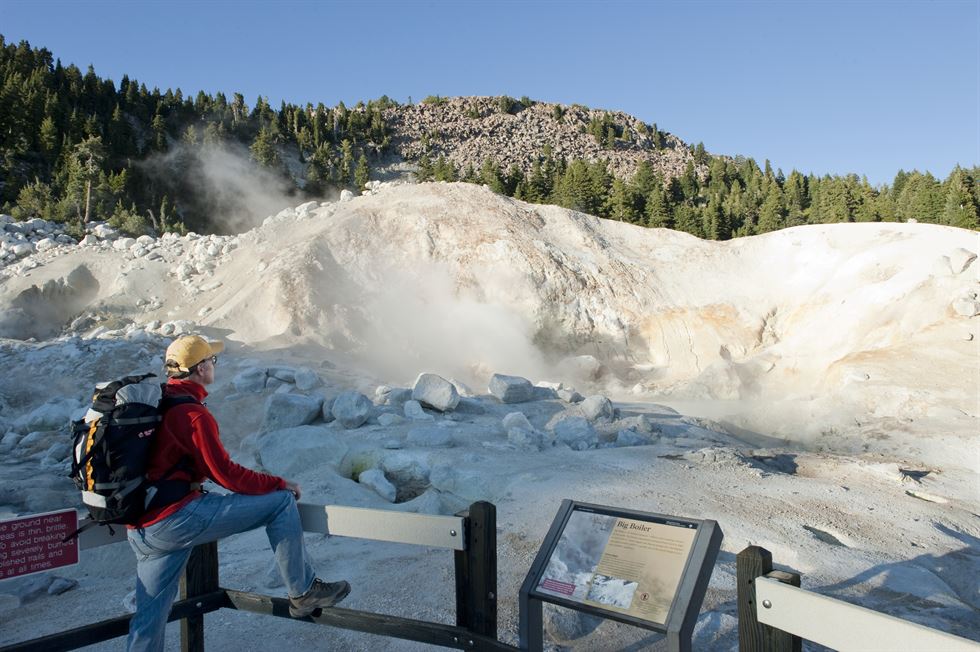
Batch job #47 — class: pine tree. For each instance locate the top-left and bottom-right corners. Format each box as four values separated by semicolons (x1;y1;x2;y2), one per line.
609;178;639;222
68;135;106;222
250;126;280;168
645;188;672;228
942;169;979;229
757;184;786;233
354;152;370;190
480;158;505;194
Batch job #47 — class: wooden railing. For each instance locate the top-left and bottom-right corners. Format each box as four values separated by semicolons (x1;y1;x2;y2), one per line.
0;501;517;652
737;545;980;652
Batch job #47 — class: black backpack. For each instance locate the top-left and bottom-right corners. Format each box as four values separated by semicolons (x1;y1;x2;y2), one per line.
68;373;197;535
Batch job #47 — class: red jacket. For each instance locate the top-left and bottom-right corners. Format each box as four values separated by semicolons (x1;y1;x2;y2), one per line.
131;379;285;528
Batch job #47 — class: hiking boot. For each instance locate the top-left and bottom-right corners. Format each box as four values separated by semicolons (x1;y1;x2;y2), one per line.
289;578;351;617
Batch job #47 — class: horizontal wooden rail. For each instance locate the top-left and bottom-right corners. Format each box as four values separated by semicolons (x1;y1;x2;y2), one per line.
76;501;468;551
224;589;516;651
756;575;980;651
0;590;229;652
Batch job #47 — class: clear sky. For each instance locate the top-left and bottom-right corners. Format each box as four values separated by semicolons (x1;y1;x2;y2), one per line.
1;0;977;185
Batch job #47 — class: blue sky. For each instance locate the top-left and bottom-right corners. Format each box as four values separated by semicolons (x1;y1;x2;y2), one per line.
1;0;977;185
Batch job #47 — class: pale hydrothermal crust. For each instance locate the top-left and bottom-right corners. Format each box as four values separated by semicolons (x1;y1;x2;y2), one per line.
0;182;977;650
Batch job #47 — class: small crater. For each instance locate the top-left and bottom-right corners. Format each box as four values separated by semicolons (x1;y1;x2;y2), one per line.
803;525;848;547
751;453;798;475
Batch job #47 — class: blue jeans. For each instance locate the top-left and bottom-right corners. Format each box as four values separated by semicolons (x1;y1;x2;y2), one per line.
126;490;316;652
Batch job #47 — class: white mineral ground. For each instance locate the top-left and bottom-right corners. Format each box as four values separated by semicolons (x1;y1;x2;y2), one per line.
0;182;977;650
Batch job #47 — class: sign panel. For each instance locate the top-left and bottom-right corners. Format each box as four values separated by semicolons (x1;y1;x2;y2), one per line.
531;506;698;626
0;509;79;581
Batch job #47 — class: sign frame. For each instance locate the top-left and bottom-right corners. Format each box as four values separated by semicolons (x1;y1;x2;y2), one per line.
518;499;722;652
0;508;80;582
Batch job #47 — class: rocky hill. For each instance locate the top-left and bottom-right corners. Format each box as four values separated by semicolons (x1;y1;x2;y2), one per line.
383;96;696;180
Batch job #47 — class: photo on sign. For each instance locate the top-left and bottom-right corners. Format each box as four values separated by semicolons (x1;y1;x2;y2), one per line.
586;573;638;609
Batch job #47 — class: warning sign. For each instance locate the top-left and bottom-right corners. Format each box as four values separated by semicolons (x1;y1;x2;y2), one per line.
0;509;79;581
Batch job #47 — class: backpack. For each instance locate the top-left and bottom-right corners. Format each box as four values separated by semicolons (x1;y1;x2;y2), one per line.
68;373;198;535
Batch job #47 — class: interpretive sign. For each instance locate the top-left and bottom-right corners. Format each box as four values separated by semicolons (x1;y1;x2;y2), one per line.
0;509;79;581
519;500;722;652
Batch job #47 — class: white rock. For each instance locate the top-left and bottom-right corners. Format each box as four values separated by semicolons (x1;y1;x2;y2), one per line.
949;248;977;274
296;200;319;214
502;411;533;432
412;373;460;412
404;400;434;421
294;368;322;391
358;469;397;502
35;238;57;252
553;417;598;450
268;367;296;383
137;235;155;246
488;373;535;403
233;368;268;393
321;396;336;422
331;391;373;429
378;413;405;427
557;388;584;403
615;429;653;447
340;189;354;202
952;298;980;317
580;395;614;422
261;393;324;432
11;242;34;257
256;425;347;477
113;237;136;251
508;427;544;450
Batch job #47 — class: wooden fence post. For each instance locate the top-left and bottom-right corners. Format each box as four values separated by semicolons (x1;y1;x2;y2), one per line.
180;541;219;652
737;546;801;652
454;501;498;642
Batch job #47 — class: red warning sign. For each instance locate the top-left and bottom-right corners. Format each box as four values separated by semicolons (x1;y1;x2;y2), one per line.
0;509;79;581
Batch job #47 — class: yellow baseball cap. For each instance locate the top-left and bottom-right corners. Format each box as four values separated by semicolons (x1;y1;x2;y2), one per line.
165;335;225;374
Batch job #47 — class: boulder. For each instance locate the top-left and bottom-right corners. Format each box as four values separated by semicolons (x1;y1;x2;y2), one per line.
508;427;545;450
615;429;654;447
404;400;434;421
557;388;585;403
553;417;598;450
488;374;535;403
378;413;405;427
950;248;977;274
381;453;431;492
321;396;336;423
406;426;454;448
455;397;487;414
340;189;354;202
232;368;267;393
267;366;296;383
412;373;460;412
294;368;322;391
17;399;77;433
952;297;980;317
256;425;347;477
261;393;323;432
580;395;615;422
331;391;373;429
502;411;533;433
358;469;397;502
112;237;136;251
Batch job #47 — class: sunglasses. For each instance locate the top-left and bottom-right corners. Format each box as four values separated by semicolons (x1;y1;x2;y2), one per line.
208;355;218;366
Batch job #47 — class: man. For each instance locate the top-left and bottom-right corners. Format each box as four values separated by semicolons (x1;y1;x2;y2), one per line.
127;335;349;651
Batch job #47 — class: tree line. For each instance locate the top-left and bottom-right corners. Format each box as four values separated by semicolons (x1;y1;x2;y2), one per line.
0;36;392;235
419;151;979;238
1;35;976;240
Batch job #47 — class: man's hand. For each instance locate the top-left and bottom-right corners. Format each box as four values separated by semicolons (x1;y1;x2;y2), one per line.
284;480;302;501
